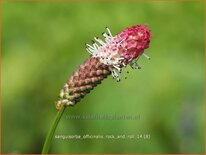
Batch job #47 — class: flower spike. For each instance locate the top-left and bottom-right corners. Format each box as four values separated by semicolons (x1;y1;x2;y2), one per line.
55;25;151;109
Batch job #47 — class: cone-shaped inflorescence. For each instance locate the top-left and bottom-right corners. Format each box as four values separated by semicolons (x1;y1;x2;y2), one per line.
56;25;151;110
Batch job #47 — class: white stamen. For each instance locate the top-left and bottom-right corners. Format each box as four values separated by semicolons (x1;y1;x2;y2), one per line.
94;37;105;45
113;65;121;71
118;38;125;45
92;42;99;51
143;53;150;59
129;59;141;69
86;48;93;54
106;27;113;37
122;68;128;79
86;44;95;50
102;32;111;41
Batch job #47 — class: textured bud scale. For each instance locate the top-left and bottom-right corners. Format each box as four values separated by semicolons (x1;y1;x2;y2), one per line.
56;25;151;110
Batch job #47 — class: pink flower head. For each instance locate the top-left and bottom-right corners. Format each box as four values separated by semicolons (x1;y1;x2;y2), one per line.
85;25;151;81
117;25;151;62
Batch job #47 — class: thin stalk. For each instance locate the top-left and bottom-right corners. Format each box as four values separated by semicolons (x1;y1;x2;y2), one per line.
42;106;66;154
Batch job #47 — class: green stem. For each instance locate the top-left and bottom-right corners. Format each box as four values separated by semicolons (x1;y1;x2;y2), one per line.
42;106;66;154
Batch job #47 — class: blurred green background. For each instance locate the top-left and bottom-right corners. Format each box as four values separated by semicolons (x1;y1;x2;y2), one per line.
1;1;205;154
